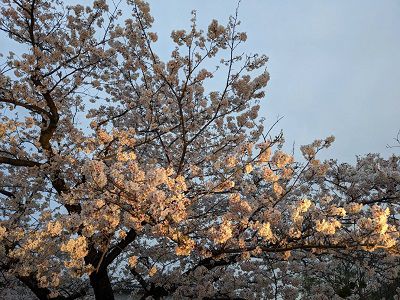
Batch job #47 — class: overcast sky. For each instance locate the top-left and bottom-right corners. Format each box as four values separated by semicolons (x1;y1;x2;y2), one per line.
2;0;399;163
145;0;400;163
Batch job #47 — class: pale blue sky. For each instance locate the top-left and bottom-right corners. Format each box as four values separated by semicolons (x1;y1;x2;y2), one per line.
2;1;399;162
145;0;400;162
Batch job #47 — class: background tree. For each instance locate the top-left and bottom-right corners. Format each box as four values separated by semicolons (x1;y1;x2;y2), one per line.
0;0;399;299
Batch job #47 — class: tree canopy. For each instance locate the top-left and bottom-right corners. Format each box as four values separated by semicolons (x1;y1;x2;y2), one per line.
0;0;399;299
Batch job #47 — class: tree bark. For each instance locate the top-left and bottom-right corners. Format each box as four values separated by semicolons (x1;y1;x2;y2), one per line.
18;275;52;300
89;268;115;300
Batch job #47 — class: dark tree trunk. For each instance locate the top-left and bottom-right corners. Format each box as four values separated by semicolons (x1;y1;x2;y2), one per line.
18;275;52;300
89;268;115;300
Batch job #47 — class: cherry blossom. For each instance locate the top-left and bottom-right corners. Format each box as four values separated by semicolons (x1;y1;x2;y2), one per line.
0;1;399;299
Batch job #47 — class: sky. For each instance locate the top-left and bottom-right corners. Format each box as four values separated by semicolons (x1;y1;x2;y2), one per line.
143;0;400;163
2;0;399;163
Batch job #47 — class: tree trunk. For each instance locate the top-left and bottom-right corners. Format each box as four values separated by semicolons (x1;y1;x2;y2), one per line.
18;275;51;300
89;268;115;300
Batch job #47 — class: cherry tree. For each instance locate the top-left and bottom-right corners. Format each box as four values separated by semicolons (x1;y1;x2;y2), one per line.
0;0;399;299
